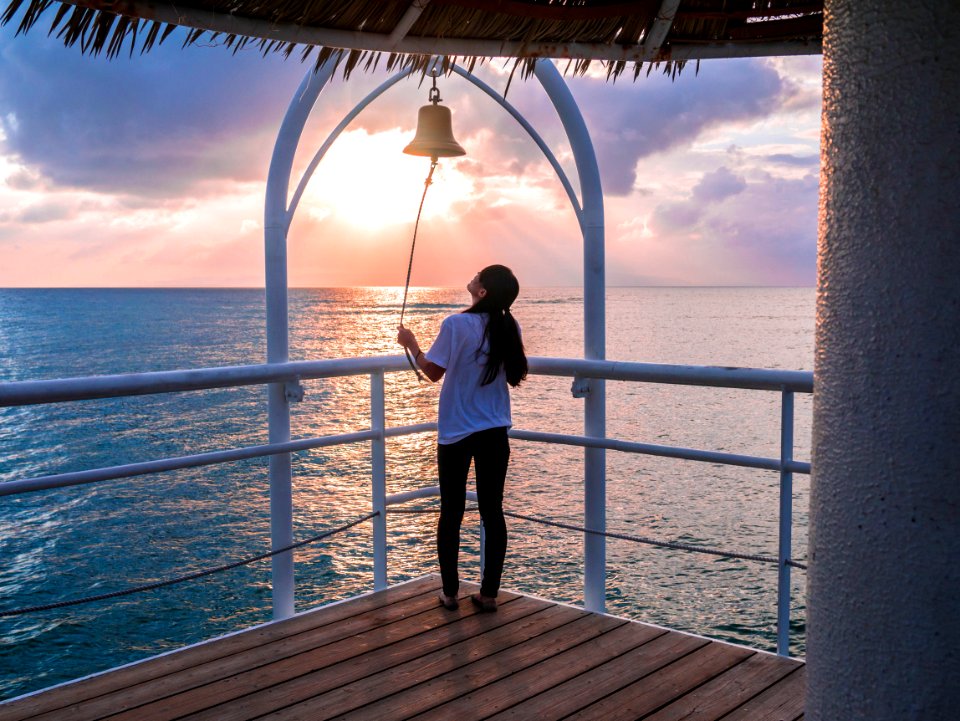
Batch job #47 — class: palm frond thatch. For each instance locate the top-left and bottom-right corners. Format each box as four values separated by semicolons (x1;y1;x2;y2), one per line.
1;1;823;79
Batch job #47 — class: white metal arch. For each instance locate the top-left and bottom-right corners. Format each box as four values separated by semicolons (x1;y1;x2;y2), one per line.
263;56;607;618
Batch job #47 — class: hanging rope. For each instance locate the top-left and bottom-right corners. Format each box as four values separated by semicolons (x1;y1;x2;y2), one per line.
399;159;438;382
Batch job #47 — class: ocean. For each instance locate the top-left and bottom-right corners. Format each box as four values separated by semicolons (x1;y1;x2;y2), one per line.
0;286;814;700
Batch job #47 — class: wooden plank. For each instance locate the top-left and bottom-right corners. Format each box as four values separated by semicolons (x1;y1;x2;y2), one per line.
50;591;456;721
565;641;755;721
486;627;709;720
176;595;551;721
415;620;669;721
0;575;443;721
17;579;452;721
265;607;618;721
342;613;630;721
253;603;591;721
719;665;806;721
99;588;522;721
643;651;802;721
87;584;491;721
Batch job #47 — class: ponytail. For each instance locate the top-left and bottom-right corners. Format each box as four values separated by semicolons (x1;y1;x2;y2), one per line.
500;309;528;387
463;266;528;387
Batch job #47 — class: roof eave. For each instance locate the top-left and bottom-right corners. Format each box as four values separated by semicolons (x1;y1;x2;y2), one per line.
7;0;821;64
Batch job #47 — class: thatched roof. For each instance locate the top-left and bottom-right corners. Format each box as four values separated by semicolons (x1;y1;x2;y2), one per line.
1;1;822;79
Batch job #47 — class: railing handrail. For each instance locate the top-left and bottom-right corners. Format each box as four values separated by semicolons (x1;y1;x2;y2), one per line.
0;423;439;497
0;355;813;407
532;357;813;392
0;421;810;499
0;356;408;407
510;429;812;474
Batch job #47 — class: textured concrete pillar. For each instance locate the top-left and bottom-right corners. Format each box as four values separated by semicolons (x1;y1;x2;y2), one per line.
809;1;960;719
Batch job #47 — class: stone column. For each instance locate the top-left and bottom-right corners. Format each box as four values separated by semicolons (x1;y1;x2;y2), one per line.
809;1;960;719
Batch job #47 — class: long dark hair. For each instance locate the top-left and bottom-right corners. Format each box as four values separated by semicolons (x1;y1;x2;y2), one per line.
464;264;528;387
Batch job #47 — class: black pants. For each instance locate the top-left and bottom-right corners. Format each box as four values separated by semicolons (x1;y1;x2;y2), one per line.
436;426;509;598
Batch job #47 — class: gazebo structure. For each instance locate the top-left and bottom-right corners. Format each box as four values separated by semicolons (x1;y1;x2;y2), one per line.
2;2;957;720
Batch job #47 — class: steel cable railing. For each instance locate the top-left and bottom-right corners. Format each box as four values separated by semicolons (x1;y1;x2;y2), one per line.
389;505;808;569
0;512;378;617
0;502;807;619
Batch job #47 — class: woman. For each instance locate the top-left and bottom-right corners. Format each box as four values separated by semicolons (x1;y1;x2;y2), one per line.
397;264;528;612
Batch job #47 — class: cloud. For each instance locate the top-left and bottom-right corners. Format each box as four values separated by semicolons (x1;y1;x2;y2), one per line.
554;59;789;196
3;167;43;190
0;34;794;209
0;26;307;197
691;166;747;203
643;168;818;284
0;28;522;202
766;153;819;168
650;201;703;232
771;55;823;113
12;200;76;223
644;166;747;233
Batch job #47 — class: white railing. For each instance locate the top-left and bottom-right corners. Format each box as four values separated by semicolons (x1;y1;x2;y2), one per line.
0;355;812;655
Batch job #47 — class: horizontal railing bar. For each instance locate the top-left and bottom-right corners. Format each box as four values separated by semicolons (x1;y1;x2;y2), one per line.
384;422;437;438
1;422;812;499
1;356;812;408
0;356;412;407
385;487;477;506
0;418;811;499
529;357;813;393
1;422;434;497
509;429;812;474
386;486;440;505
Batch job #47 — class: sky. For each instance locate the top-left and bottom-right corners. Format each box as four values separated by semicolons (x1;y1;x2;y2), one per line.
0;16;823;288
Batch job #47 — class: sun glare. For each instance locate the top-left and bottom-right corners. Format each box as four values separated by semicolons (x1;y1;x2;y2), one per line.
300;128;473;232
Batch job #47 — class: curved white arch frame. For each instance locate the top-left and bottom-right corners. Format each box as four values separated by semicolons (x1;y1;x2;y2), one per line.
263;57;606;619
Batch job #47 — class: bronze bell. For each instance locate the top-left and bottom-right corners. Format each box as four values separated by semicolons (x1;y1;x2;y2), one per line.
403;78;466;160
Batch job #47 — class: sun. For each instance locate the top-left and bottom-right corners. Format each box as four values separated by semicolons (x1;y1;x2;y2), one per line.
299;128;472;232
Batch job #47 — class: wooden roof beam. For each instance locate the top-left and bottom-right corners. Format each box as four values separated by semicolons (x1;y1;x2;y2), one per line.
429;0;658;22
677;5;822;21
388;0;431;48
642;0;681;60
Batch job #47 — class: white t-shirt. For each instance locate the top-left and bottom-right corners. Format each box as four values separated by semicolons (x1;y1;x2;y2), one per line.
425;313;512;444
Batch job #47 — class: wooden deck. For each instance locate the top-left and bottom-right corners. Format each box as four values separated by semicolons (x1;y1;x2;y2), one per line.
0;575;804;720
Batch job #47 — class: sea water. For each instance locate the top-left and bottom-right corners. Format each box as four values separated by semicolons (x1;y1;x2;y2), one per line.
0;287;814;700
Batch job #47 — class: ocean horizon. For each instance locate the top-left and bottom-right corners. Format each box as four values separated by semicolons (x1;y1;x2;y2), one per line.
1;284;817;289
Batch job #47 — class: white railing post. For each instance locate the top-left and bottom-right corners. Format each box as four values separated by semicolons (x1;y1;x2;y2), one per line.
777;388;795;655
533;60;607;614
264;60;337;620
370;370;388;590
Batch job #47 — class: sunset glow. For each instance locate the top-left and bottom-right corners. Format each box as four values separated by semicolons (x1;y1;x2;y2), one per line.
298;129;475;232
0;26;822;288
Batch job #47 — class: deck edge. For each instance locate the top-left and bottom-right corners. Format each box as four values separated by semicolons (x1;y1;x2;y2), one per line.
0;574;440;707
